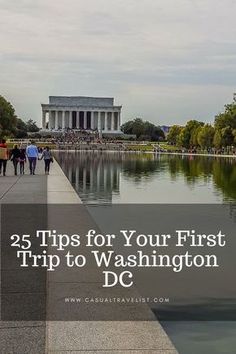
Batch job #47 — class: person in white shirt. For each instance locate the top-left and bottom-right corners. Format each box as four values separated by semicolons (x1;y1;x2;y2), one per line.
26;141;38;175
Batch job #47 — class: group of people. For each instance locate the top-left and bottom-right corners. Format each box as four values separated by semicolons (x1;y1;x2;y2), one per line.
0;140;53;176
54;129;98;145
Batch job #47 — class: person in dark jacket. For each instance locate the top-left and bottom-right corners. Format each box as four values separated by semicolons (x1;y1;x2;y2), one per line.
41;146;53;174
10;145;21;175
19;148;26;175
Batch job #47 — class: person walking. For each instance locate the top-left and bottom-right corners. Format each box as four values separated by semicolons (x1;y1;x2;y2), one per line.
26;141;38;175
10;145;21;175
41;146;53;174
0;139;8;176
19;148;27;174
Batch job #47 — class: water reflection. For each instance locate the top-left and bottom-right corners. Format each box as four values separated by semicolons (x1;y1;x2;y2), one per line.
55;151;121;203
54;151;236;353
162;321;236;354
54;151;236;203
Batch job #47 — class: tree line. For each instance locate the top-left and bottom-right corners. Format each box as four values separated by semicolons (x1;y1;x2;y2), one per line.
1;92;236;147
121;154;236;201
167;96;236;149
0;95;39;139
121;118;165;141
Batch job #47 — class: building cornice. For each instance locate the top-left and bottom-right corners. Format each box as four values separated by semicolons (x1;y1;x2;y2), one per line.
41;104;122;111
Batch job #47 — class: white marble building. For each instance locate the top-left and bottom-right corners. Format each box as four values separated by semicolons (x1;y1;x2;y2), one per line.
41;96;122;133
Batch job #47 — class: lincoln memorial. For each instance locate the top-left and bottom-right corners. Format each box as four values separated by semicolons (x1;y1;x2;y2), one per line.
41;96;122;134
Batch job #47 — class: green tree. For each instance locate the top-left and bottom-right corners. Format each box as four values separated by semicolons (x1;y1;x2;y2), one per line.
221;126;234;146
214;95;236;147
213;129;223;148
0;95;17;138
26;119;39;132
132;118;145;138
143;121;164;141
121;120;134;135
121;118;164;141
178;120;204;148
121;118;144;138
190;124;202;147
197;124;215;149
176;128;185;147
215;100;236;130
233;129;236;144
15;118;28;138
167;125;182;145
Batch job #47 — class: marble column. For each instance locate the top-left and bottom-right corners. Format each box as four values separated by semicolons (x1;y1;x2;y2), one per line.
111;112;115;131
69;111;73;129
84;111;87;130
118;112;121;130
62;111;65;129
91;111;94;129
98;111;101;131
76;111;79;129
104;112;108;131
48;111;52;130
55;111;59;130
42;110;46;129
98;112;103;138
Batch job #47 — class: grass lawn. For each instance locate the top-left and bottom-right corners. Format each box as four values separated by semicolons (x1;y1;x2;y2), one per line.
125;144;154;151
7;141;57;150
158;142;178;151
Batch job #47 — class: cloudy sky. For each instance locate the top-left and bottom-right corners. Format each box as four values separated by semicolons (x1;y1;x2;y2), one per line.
0;0;236;126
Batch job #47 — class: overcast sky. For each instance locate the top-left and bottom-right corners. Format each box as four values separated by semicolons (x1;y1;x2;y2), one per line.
0;0;236;126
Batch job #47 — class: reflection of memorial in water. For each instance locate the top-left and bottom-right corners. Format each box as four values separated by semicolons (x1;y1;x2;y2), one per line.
55;151;236;204
55;151;121;203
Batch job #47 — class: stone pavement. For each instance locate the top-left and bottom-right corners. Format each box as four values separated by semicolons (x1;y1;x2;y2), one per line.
0;162;47;204
0;158;178;354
